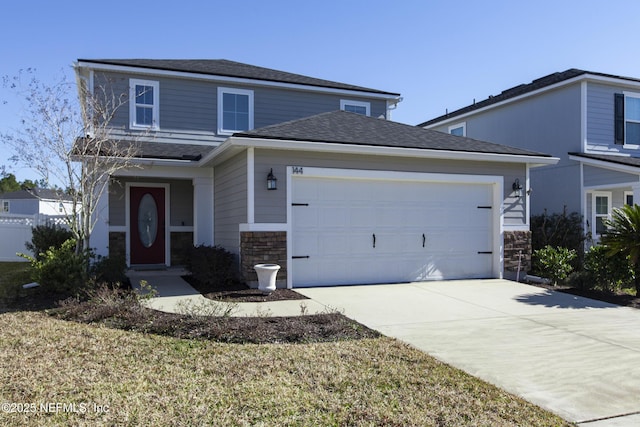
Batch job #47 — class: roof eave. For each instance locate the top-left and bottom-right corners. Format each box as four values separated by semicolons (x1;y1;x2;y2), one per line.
569;153;640;174
421;72;640;128
201;136;559;167
75;60;401;100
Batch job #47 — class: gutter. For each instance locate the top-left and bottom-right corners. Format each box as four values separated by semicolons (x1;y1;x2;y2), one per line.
200;136;559;168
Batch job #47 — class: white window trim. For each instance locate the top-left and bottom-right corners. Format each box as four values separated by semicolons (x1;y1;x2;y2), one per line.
625;190;634;206
591;191;612;240
2;200;8;213
623;91;640;149
217;87;254;135
448;122;466;137
129;79;159;130
340;99;370;116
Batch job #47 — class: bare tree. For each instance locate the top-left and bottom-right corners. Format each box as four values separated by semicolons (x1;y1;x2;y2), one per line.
1;68;141;255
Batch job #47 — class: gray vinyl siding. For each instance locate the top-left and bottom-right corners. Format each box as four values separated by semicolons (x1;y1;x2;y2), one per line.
214;151;247;255
429;84;582;215
461;84;582;157
253;148;527;226
94;71;388;137
254;88;387;127
3;199;38;215
586;82;640;155
92;72;130;130
586;83;615;150
108;178;194;227
583;165;639;187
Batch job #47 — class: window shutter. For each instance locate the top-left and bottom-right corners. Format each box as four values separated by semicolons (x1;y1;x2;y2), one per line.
615;93;625;144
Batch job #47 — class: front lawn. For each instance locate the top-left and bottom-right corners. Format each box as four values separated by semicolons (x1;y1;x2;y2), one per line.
0;263;571;426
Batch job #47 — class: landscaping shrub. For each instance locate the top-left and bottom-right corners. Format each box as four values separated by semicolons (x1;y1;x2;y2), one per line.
184;245;237;288
532;245;577;285
582;245;634;293
90;254;128;287
20;239;89;293
531;209;585;268
25;224;73;260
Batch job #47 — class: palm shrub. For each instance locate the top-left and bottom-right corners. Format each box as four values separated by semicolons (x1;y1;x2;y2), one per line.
601;204;640;294
532;245;577;285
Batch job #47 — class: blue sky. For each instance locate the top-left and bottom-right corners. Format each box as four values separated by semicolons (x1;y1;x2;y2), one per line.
2;0;640;181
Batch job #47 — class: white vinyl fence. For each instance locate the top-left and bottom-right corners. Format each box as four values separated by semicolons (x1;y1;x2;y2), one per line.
0;214;69;262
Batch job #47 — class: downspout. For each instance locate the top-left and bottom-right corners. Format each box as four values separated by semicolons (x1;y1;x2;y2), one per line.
385;96;403;120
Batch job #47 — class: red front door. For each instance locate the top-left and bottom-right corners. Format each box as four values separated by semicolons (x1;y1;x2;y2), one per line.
130;186;166;265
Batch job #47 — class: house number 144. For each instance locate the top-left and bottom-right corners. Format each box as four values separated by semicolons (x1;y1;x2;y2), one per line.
292;167;304;175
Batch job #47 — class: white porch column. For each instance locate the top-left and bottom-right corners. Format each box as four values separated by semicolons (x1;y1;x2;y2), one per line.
90;179;110;257
633;182;640;206
193;176;214;245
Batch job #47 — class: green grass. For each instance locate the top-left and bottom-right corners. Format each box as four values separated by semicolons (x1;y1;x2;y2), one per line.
0;262;32;302
0;263;571;426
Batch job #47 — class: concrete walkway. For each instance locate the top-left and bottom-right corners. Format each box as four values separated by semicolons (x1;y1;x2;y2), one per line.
126;269;327;317
128;271;640;425
296;279;640;426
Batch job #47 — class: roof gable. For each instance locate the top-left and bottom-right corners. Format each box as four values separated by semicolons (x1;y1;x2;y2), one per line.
419;69;640;127
77;59;400;97
235;111;551;157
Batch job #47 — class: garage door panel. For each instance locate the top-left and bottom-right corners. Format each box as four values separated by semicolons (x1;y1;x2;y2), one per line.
291;175;496;287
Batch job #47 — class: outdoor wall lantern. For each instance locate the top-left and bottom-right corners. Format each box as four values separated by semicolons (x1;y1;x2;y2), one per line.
512;178;523;198
267;168;278;190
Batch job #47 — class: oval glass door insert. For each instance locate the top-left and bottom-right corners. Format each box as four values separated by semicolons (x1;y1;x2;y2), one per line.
138;193;158;248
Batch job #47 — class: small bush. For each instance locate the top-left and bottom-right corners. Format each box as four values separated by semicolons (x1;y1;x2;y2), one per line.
25;224;73;260
20;239;89;293
184;245;237;288
531;209;585;268
90;254;128;286
533;245;577;285
582;245;634;293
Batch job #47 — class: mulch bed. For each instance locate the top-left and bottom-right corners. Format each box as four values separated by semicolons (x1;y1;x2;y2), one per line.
51;297;380;344
527;282;640;309
183;276;308;302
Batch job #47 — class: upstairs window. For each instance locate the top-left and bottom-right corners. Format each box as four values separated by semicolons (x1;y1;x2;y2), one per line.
615;92;640;145
448;122;466;137
340;100;370;116
130;79;159;129
218;87;254;135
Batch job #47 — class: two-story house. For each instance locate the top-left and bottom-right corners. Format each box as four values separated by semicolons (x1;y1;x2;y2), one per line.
74;59;556;287
421;69;640;243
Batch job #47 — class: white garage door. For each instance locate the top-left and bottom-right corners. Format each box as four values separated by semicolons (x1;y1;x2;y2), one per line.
291;172;497;287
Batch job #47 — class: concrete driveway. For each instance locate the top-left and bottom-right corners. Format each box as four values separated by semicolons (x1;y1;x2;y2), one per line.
296;279;640;426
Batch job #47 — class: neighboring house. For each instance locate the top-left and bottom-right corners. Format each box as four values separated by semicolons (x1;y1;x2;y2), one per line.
0;188;73;216
74;59;556;287
421;69;640;243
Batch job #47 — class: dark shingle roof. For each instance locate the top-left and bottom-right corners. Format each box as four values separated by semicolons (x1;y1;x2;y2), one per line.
419;69;640;127
569;152;640;169
235;111;552;157
73;138;215;162
0;188;72;201
78;59;400;96
133;141;214;161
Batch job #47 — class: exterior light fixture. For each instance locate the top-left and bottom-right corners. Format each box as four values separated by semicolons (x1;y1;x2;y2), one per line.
512;178;523;198
267;168;277;190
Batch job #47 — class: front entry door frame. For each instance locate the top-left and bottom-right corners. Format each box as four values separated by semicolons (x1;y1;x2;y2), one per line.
126;183;170;267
